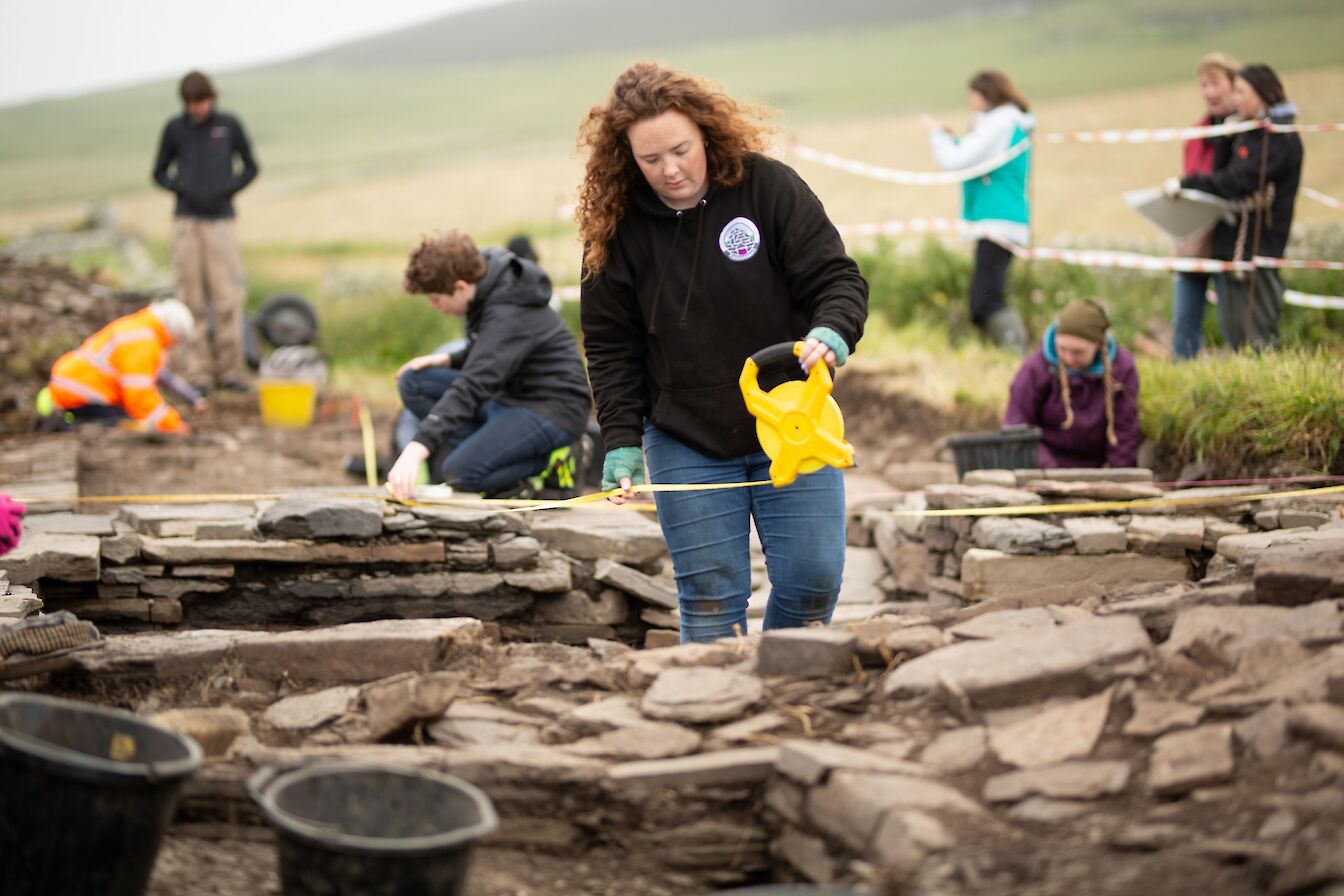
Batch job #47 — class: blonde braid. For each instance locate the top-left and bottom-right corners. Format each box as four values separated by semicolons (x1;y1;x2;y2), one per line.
1102;349;1118;447
1057;362;1074;430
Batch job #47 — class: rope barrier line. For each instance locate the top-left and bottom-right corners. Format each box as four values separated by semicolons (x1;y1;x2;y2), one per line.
890;483;1344;518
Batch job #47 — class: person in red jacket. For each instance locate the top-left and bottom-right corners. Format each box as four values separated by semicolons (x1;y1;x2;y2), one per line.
1169;52;1240;360
47;299;203;435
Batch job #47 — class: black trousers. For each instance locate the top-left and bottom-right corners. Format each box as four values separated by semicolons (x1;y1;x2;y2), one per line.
969;238;1015;325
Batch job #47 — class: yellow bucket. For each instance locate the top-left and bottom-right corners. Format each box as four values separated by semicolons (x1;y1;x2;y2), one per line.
257;379;317;429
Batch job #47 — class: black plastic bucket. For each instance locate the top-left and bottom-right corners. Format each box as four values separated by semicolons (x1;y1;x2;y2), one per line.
248;761;498;896
946;425;1042;478
0;692;203;896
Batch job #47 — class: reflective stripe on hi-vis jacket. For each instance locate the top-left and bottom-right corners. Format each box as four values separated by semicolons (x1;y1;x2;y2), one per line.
48;308;186;434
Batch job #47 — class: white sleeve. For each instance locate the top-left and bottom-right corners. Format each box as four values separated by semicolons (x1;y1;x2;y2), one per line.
928;111;1016;171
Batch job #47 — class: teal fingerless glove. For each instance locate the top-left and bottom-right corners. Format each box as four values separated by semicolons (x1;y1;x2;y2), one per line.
807;326;850;367
601;446;645;491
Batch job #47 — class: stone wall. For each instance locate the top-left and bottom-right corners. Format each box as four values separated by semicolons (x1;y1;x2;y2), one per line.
856;468;1344;613
1;493;683;645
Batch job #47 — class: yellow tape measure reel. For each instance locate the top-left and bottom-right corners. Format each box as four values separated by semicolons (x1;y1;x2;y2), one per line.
739;341;856;488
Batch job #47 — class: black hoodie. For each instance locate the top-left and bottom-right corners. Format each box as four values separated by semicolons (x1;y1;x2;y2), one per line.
152;110;259;219
1182;103;1304;261
413;248;592;454
580;153;868;459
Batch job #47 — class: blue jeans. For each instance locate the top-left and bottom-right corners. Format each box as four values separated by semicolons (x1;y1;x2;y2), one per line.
642;423;846;644
399;368;572;494
1172;272;1211;360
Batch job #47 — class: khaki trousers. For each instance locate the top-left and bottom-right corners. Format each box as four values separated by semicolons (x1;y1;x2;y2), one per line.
171;217;245;387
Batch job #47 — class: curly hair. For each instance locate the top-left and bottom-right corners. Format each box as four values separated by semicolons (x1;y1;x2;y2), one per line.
575;61;774;276
403;230;487;295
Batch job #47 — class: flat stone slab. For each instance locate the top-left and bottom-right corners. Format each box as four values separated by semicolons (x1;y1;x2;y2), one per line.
960;550;1186;602
1147;724;1234;795
0;594;43;619
776;739;929;785
606;746;778;788
989;688;1112;768
139;536;445;565
884;615;1152;707
919;726;988;774
0;532;100;584
1253;538;1344;605
949;607;1058;641
1159;601;1342;663
257;497;384;539
971;518;1074;555
117;503;258;537
1063;517;1128;555
1127;517;1204;555
561;721;702;761
923;484;1044;511
529;508;667;565
22;512;117;536
263;686;360;730
1216;528;1326;563
642;667;763;723
593;559;677;609
808;769;987;855
234;618;483;683
756;628;858;677
1027;480;1164;501
1099;583;1252;641
1123;695;1204;737
984;760;1131;802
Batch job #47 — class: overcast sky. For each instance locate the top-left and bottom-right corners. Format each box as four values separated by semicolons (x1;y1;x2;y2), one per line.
0;0;507;108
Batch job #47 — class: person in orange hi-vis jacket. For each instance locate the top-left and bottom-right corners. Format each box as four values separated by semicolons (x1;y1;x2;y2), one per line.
47;299;203;435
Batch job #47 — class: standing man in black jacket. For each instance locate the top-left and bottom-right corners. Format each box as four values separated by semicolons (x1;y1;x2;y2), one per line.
152;70;259;391
385;230;592;501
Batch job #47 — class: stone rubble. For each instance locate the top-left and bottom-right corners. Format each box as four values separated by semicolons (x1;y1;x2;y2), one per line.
3;461;1341;893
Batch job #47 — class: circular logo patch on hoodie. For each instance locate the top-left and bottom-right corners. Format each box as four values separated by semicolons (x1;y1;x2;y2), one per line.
719;217;761;262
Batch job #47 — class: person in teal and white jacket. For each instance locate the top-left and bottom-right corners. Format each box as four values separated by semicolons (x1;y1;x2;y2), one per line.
922;70;1035;352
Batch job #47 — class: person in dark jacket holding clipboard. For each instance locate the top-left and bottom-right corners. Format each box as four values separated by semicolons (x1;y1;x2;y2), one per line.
576;62;868;643
1171;64;1304;351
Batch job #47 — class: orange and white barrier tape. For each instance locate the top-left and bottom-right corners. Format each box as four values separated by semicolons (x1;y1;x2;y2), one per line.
1302;187;1344;211
1284;290;1344;311
790;139;1031;186
1039;118;1344;144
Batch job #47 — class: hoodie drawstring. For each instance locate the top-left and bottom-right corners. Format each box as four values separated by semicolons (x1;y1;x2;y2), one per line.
646;198;708;334
678;201;707;328
646;212;685;336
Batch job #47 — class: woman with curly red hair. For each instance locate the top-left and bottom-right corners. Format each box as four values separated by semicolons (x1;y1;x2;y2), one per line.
577;62;868;643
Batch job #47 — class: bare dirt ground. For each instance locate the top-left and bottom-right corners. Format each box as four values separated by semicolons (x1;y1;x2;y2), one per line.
148;835;703;896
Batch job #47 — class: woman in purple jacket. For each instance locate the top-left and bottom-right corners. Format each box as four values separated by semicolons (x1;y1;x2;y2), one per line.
1004;299;1140;468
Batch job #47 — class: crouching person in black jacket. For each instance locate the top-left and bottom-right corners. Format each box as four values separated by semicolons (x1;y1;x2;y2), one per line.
386;231;592;500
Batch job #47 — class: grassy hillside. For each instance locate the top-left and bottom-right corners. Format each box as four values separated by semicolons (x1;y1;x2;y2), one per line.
0;0;1341;221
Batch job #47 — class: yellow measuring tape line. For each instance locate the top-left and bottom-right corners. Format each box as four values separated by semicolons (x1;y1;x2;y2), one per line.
18;482;1343;517
898;483;1344;517
19;480;776;513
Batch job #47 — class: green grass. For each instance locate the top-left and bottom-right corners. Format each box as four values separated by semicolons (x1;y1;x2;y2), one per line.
1139;349;1344;474
2;0;1342;209
852;229;1344;351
